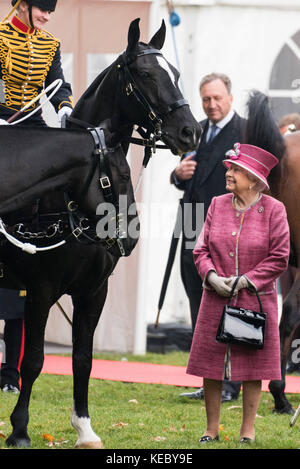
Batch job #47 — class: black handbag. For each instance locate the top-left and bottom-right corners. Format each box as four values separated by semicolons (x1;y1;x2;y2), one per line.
216;276;266;349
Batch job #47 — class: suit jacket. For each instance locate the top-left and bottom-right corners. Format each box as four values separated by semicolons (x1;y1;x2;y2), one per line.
171;112;247;247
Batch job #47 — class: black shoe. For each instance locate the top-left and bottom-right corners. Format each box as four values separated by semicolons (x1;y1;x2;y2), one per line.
240;437;255;444
199;435;219;444
1;384;19;394
221;390;239;402
180;387;204;399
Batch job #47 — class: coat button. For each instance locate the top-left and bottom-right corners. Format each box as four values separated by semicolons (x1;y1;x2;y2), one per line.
232;231;236;236
229;251;234;257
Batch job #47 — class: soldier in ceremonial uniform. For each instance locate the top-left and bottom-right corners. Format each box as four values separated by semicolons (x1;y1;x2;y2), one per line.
0;0;73;125
0;0;73;393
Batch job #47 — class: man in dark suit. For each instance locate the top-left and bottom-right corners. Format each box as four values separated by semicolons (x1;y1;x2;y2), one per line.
171;73;247;401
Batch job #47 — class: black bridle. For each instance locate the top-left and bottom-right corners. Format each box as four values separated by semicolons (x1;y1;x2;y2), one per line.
117;47;189;165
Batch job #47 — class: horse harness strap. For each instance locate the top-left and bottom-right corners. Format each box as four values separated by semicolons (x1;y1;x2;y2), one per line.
65;127;126;256
90;127;115;202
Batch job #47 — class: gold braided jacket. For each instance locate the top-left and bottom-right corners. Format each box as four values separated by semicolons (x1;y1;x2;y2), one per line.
0;15;73;113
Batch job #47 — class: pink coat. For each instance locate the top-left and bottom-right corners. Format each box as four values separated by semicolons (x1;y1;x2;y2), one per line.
186;193;290;381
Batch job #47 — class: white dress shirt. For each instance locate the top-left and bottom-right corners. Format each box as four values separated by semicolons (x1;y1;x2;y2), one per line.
206;109;235;142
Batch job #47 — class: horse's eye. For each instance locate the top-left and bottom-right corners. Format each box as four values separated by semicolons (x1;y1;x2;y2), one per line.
138;71;151;79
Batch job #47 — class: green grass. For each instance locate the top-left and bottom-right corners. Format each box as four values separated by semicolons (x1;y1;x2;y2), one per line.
0;351;300;449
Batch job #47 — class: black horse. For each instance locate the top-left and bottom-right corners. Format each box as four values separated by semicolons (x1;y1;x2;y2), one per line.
245;90;300;414
2;19;201;448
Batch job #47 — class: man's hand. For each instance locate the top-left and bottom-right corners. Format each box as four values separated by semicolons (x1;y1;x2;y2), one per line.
174;153;197;181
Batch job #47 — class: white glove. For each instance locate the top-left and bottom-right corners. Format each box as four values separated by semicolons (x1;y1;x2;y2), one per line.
208;271;232;297
57;106;72;124
0;118;8;125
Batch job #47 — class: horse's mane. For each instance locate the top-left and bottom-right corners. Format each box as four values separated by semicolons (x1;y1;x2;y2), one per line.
245;90;286;161
72;64;112;113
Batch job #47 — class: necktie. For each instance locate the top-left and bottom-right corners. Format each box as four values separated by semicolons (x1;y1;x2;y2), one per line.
207;124;218;143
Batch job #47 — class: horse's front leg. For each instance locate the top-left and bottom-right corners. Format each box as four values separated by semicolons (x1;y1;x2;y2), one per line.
6;295;50;447
71;282;108;449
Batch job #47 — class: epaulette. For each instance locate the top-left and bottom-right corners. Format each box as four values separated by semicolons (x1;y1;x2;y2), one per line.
38;28;60;43
0;21;12;33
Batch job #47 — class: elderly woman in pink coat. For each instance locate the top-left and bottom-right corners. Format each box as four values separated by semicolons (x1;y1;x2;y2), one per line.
186;142;290;444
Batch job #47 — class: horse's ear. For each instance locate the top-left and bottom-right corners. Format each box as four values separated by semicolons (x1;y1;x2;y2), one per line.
149;20;166;50
127;18;140;53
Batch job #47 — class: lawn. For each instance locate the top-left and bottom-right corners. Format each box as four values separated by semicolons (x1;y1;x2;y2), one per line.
0;351;300;450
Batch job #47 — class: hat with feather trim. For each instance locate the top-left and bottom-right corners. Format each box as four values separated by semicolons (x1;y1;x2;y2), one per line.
223;142;278;190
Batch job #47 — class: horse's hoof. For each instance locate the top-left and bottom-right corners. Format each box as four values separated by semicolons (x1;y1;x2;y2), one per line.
75;440;104;449
272;406;294;415
6;434;31;448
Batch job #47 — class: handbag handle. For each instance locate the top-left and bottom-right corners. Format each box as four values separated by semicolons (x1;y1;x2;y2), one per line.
227;276;264;313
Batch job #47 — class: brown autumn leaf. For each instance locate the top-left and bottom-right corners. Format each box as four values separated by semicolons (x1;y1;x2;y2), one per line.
42;433;55;442
54;438;69;446
112;422;128;428
227;405;242;410
180;424;186;432
0;432;6;439
162;425;176;433
151;436;166;442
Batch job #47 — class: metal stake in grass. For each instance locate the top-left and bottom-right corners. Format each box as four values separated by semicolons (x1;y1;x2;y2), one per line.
289;404;300;427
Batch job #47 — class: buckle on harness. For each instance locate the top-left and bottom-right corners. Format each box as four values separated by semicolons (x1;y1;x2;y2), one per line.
149;111;157;121
100;176;111;189
126;83;133;96
72;227;82;238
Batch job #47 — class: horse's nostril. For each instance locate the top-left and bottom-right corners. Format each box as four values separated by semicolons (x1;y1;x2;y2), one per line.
181;126;198;145
182;126;194;138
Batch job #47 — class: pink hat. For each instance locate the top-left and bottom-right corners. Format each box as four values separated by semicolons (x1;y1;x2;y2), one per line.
223;143;278;190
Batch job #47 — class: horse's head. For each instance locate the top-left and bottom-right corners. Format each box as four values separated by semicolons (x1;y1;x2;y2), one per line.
118;18;201;155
